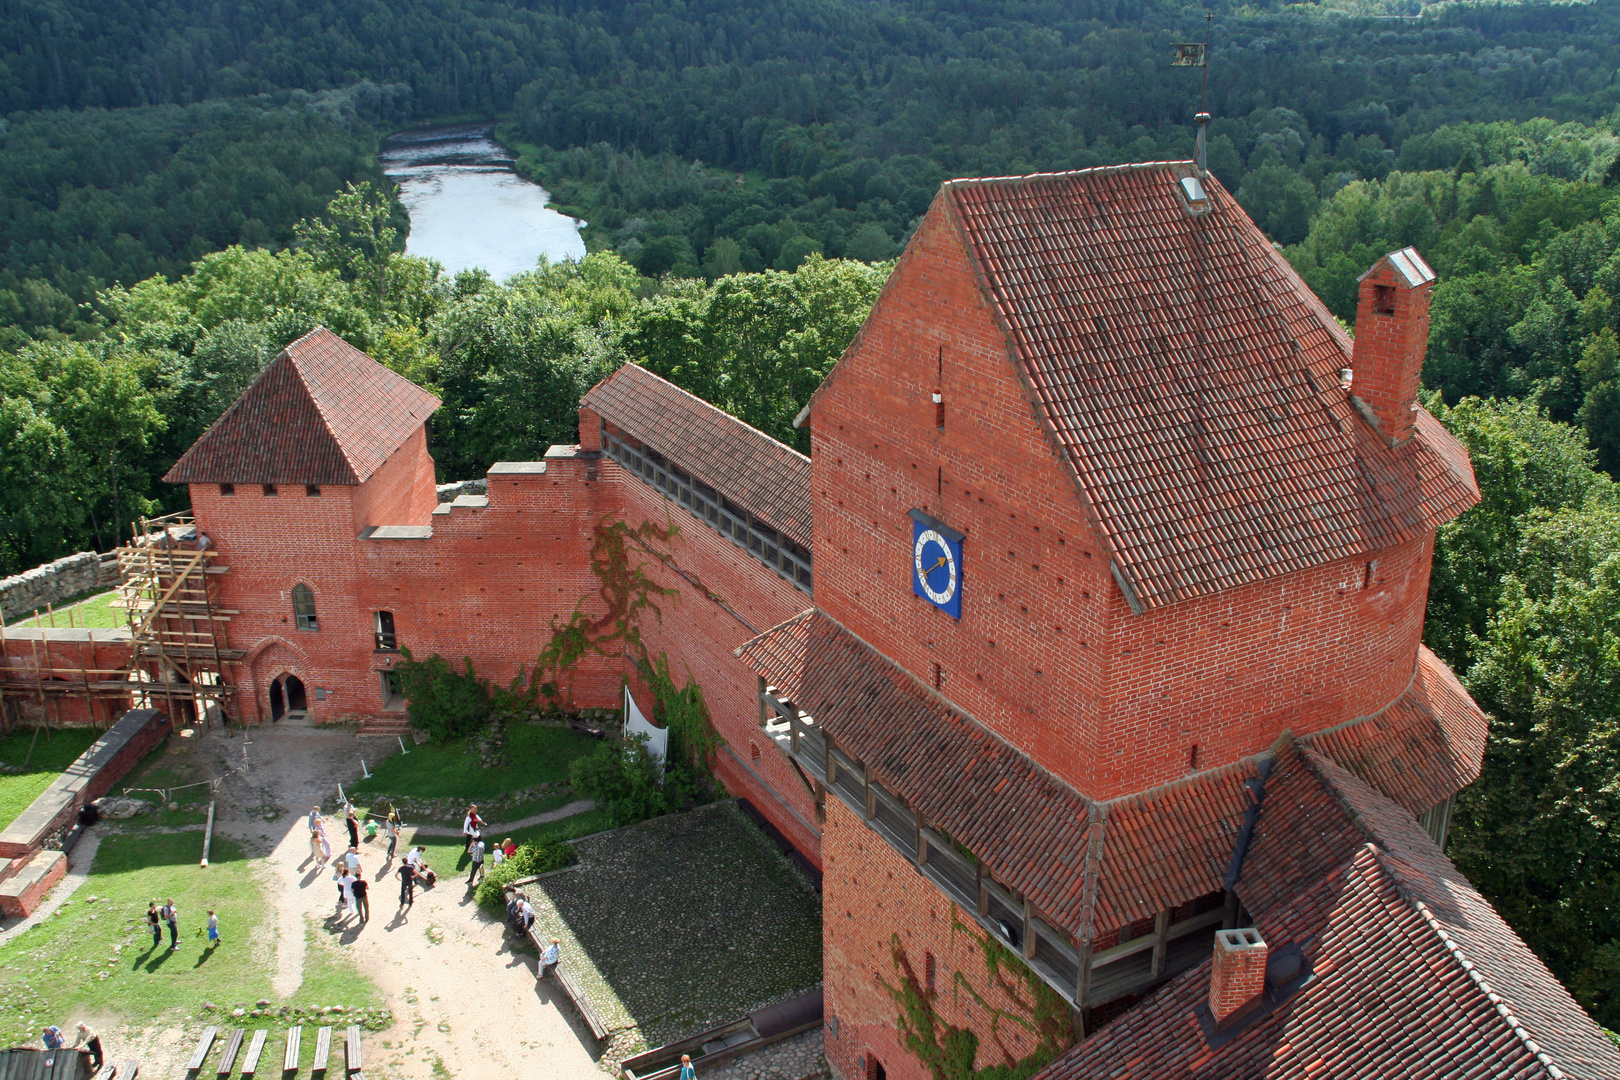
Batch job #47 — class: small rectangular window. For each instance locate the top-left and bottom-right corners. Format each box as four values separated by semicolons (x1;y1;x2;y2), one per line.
924;951;937;992
263;484;278;497
374;610;397;651
306;484;321;498
219;483;235;496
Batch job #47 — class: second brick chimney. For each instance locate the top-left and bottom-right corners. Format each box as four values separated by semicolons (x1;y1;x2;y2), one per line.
1350;247;1436;447
1209;927;1269;1025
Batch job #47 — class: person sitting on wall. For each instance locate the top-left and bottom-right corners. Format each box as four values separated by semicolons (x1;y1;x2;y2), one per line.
538;937;561;980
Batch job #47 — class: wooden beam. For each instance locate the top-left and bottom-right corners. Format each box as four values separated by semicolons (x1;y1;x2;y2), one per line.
1150;910;1169;979
1023;898;1038;959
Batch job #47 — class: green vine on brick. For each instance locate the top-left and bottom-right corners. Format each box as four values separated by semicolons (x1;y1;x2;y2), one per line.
880;914;1074;1080
536;512;723;777
534;515;680;707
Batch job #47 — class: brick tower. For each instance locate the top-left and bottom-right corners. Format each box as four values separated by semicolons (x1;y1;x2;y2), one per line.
739;164;1620;1078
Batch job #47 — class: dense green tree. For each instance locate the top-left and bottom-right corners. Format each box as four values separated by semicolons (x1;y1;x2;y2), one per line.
628;256;889;452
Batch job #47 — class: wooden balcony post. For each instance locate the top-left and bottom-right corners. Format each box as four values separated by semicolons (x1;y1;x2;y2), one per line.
1022;898;1038;959
758;677;768;728
914;813;928;866
1150;910;1169;979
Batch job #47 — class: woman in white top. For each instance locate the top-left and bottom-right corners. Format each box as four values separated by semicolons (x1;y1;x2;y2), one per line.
333;865;355;914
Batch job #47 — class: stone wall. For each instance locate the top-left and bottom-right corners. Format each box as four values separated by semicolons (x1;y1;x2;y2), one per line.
0;551;121;622
435;478;488;502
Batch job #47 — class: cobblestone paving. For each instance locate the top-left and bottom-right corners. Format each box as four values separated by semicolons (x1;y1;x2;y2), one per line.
525;800;823;1062
699;1029;830;1080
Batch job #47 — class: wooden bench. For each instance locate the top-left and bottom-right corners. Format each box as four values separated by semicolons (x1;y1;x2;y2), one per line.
216;1029;245;1077
311;1027;333;1075
241;1031;268;1076
122;1060;139;1078
186;1027;218;1074
283;1027;303;1074
344;1026;363;1077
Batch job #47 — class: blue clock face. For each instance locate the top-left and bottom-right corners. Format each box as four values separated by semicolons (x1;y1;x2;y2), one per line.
912;517;963;619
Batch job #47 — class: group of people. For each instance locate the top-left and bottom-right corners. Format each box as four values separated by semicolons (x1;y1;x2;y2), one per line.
40;1023;105;1070
144;899;221;951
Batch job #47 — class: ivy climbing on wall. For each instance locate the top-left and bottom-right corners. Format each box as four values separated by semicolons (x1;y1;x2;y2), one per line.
881;912;1075;1080
536;512;722;775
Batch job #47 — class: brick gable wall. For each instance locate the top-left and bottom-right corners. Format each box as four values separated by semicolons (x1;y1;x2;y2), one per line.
810;196;1438;800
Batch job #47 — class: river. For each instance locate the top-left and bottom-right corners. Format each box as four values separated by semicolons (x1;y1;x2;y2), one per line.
381;126;586;281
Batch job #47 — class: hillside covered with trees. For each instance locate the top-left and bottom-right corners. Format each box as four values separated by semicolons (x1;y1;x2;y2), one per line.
3;0;1620;1037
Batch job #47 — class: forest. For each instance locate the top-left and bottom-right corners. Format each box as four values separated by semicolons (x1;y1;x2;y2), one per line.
3;0;1620;1037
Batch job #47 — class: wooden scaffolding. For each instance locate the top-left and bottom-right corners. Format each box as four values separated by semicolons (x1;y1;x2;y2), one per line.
114;510;242;725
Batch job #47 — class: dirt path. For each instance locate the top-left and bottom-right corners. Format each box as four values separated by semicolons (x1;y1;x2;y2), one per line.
125;725;607;1080
406;800;596;836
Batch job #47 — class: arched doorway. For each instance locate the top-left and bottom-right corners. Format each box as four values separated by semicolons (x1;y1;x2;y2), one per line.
285;675;307;713
270;679;286;721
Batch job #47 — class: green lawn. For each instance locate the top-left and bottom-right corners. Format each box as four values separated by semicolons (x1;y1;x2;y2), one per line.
6;589;125;629
0;832;383;1047
0;727;100;830
349;723;598;806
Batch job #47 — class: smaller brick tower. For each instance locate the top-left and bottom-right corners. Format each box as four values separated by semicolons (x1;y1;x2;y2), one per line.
165;328;441;723
1350;247;1436;446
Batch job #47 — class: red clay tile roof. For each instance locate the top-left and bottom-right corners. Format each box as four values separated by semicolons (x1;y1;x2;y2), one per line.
164;328;440;486
742;611;1276;939
1301;643;1488;816
936;163;1479;611
1036;747;1620;1080
739;609;1098;930
583;364;812;548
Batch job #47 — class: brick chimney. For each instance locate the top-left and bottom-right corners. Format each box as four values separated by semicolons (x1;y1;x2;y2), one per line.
1350;247;1436;447
1209;927;1268;1025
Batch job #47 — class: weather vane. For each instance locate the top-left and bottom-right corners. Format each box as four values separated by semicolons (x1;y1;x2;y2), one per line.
1172;13;1214;173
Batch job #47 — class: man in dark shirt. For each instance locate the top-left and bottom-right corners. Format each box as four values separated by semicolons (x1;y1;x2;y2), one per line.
397;860;416;907
351;873;370;922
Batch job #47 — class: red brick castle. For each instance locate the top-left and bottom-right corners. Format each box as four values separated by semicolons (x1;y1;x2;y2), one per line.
156;162;1620;1077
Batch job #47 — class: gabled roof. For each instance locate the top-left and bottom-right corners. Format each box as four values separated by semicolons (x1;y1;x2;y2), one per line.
737;611;1490;940
919;163;1478;611
582;364;812;548
165;329;440;486
1035;748;1620;1079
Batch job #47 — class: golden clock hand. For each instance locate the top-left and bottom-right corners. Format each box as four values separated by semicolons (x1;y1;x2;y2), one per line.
928;556;947;573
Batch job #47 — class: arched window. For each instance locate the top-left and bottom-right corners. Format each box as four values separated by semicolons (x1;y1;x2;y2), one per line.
292;584;318;631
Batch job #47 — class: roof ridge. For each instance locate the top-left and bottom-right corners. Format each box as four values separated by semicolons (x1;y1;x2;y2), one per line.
282;330;341;451
1400;870;1567;1080
943;160;1193;190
